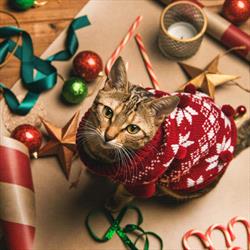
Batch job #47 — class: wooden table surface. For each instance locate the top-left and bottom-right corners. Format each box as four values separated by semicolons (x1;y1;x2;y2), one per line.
0;0;89;88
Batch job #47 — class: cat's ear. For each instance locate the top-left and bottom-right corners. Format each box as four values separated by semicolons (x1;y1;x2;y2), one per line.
147;96;179;125
104;57;129;92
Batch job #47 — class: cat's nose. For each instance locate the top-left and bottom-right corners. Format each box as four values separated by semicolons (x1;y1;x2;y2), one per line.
104;133;114;142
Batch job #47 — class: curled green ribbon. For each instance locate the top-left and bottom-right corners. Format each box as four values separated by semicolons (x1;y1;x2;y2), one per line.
0;16;91;115
85;205;163;250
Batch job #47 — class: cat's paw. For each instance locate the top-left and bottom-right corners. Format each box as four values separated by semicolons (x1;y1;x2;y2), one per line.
105;197;121;213
105;196;126;213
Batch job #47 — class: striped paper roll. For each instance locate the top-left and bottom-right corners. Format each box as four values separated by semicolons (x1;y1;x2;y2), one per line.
159;0;250;62
0;136;35;250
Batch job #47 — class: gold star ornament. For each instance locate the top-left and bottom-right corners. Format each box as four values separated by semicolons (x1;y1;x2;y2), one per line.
38;111;80;179
178;55;240;99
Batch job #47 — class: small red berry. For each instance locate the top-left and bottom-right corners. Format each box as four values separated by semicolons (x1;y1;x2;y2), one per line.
236;105;247;116
184;83;196;94
222;105;235;117
178;95;190;108
219;150;233;163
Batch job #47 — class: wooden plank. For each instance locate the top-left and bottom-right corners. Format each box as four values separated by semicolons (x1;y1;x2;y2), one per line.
0;0;87;24
0;0;89;88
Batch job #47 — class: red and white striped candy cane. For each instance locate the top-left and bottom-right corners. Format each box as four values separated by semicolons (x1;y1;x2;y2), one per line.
228;216;250;245
0;136;35;250
182;229;211;250
105;16;143;76
205;223;232;248
135;33;160;90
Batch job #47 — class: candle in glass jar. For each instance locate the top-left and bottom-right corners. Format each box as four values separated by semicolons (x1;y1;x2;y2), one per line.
168;21;197;40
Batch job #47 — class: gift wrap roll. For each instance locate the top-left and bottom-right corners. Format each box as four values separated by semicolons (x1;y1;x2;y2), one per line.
159;0;250;62
0;136;35;250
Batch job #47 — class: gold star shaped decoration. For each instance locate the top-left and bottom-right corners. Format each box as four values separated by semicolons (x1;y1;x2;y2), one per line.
178;55;240;99
38;111;80;180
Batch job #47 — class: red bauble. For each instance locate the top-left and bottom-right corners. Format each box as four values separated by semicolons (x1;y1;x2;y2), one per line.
11;124;42;156
73;51;103;82
222;0;250;24
236;105;247;116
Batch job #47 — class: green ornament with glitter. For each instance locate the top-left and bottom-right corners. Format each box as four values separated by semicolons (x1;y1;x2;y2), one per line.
62;77;88;104
10;0;34;10
10;0;47;10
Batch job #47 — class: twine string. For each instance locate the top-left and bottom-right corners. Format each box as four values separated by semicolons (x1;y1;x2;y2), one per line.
220;46;250;93
0;10;21;68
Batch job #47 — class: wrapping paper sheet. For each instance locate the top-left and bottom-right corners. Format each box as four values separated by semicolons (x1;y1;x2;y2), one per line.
0;0;250;249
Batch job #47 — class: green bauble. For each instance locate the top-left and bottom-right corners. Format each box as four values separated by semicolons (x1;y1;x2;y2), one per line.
11;0;35;10
62;77;88;104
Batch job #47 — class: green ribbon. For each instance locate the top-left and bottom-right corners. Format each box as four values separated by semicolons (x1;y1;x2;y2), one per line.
85;205;163;250
0;15;91;115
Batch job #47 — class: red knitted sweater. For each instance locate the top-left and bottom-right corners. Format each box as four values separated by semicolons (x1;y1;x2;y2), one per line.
77;89;237;198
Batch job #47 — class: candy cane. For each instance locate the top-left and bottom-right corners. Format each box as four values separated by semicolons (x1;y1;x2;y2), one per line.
182;229;211;250
135;33;160;90
105;16;143;76
228;216;250;245
182;216;250;250
205;224;232;248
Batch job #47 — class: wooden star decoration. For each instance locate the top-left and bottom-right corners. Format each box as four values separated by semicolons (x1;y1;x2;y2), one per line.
178;55;240;99
38;111;80;180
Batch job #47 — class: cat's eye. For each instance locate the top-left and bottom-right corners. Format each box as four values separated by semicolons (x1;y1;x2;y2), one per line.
103;106;113;119
126;124;140;134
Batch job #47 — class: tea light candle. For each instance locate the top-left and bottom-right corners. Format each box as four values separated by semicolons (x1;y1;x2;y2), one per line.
168;21;197;40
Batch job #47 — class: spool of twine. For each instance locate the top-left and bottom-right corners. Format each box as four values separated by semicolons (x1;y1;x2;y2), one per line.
158;1;207;59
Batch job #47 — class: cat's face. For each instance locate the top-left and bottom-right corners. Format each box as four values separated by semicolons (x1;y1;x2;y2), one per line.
78;57;179;164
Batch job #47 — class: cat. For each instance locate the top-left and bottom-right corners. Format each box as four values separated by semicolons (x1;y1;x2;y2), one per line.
76;57;250;211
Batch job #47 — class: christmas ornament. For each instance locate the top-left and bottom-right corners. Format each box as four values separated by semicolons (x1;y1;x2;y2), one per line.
10;0;35;10
236;105;247;116
135;33;160;90
182;216;250;250
11;124;42;157
0;136;36;250
62;77;88;104
105;15;143;75
73;51;103;82
178;55;239;99
222;0;250;25
86;205;163;250
10;0;47;10
38;111;80;179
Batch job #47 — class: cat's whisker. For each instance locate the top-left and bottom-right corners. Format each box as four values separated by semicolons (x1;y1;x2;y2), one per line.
125;147;144;179
119;147;136;182
121;147;136;180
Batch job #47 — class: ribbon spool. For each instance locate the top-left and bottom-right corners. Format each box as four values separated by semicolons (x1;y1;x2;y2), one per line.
0;10;21;68
158;1;207;59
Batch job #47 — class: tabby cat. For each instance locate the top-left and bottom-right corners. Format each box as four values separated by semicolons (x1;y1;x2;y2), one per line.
76;57;250;211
